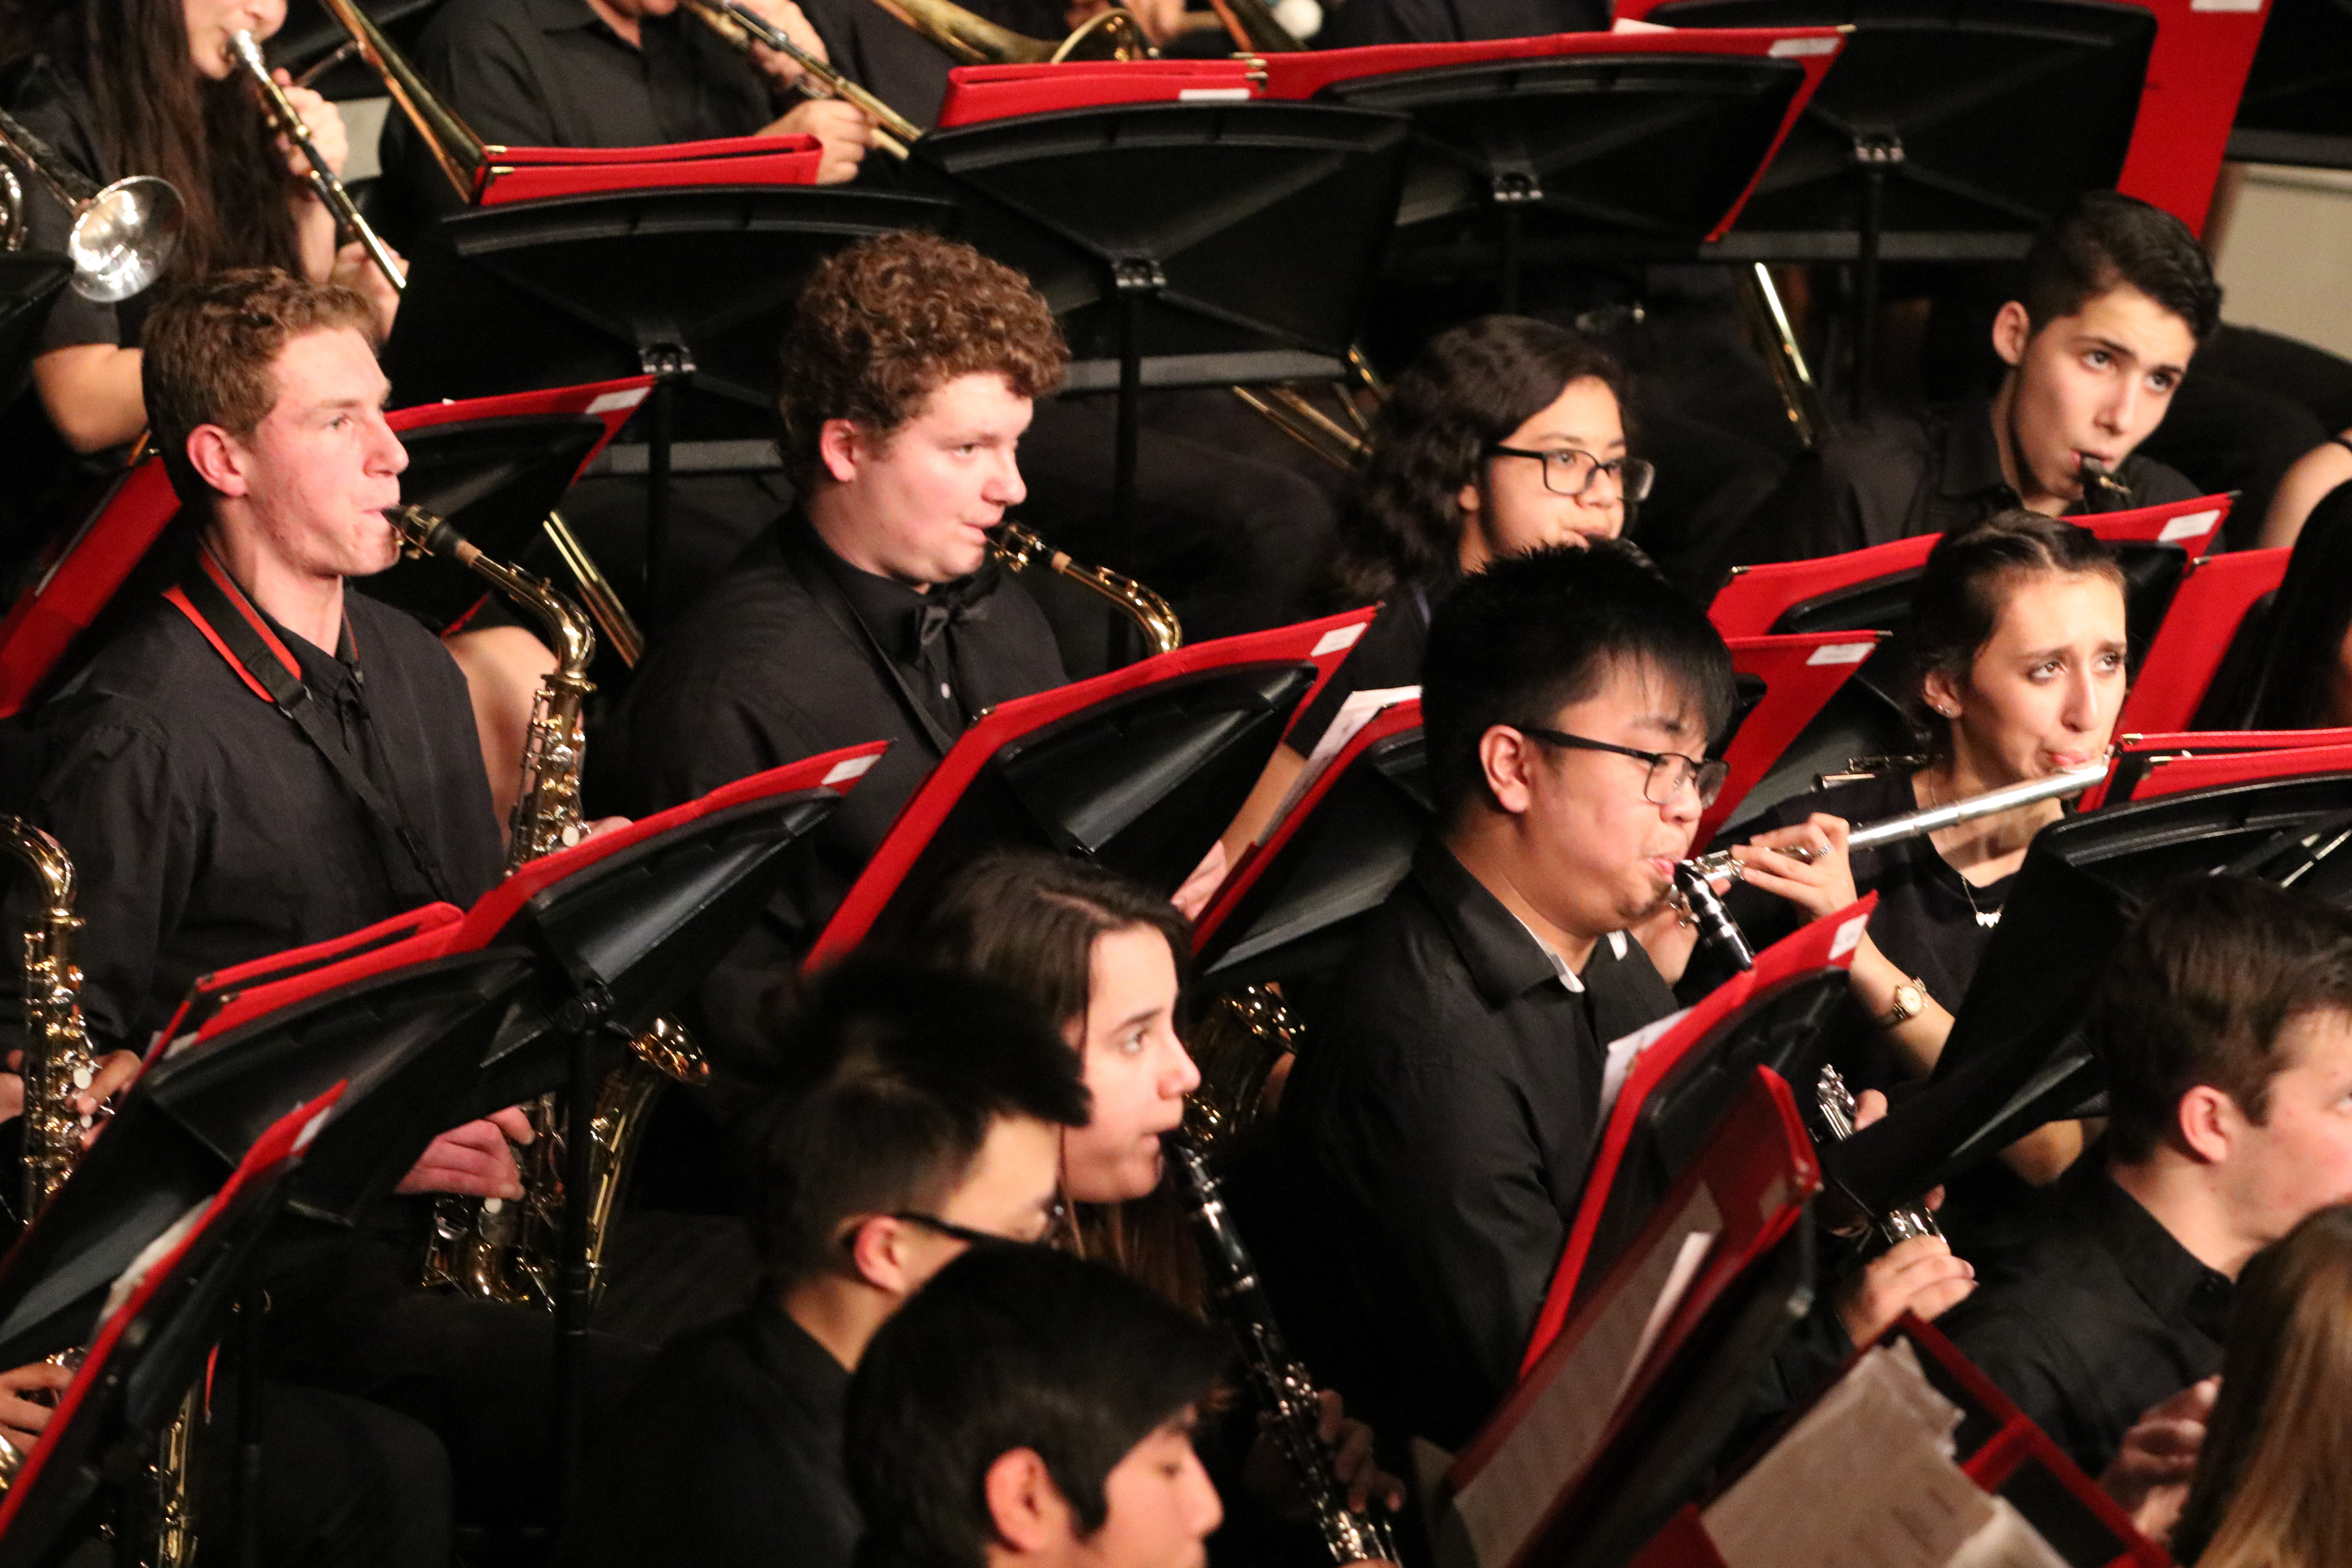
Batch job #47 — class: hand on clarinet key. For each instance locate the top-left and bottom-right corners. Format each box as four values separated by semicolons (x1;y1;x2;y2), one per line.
0;1361;73;1452
1833;1232;1975;1347
2099;1377;2217;1545
395;1107;534;1200
1314;1388;1406;1516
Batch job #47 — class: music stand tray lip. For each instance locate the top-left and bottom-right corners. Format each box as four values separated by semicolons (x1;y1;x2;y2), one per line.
1060;349;1347;393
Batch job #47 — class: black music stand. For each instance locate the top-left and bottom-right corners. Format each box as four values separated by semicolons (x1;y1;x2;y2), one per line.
359;409;613;631
1827;771;2352;1218
1648;0;2157;414
1311;48;1813;313
909;102;1408;558
0;253;73;412
2226;0;2352;169
380;185;955;626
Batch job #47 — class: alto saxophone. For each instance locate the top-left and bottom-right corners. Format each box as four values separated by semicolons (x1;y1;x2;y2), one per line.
392;507;710;1310
991;523;1182;657
0;822;198;1568
1172;1142;1399;1566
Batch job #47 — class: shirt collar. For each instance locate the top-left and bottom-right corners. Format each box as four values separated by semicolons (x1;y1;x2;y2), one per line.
752;1297;856;1392
1935;396;2020;504
791;512;998;664
2077;1165;2234;1343
1412;837;1600;1005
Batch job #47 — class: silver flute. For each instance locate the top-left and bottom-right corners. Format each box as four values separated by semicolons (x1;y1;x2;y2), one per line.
1685;757;2111;881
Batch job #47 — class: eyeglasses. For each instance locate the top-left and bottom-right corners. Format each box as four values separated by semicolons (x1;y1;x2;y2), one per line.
1486;445;1657;504
873;1206;1062;1250
1515;725;1728;808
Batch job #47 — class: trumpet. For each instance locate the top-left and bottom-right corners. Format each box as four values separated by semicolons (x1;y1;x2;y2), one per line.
0;107;184;302
229;30;405;292
1685;758;2111;882
682;0;923;159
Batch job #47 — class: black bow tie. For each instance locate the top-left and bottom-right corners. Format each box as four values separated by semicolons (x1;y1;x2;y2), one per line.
911;591;990;657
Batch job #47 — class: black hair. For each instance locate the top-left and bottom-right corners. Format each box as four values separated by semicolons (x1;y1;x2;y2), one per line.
1326;316;1628;607
2019;190;2223;345
1906;510;2127;749
2092;877;2352;1163
904;849;1191;1040
1420;540;1735;823
2249;481;2352;730
740;956;1091;1286
846;1246;1228;1568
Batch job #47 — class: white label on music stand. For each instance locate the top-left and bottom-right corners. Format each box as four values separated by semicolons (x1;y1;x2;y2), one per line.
1806;641;1876;666
2160;507;2223;543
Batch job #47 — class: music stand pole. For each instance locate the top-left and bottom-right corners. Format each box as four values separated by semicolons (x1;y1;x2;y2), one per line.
234;1290;267;1568
1849;136;1900;420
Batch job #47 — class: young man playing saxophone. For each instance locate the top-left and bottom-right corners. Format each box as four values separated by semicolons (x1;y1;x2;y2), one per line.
0;267;649;1534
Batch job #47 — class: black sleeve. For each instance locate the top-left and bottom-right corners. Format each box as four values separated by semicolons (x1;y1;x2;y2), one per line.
6;72;126;355
2120;455;2203;510
15;717;194;1049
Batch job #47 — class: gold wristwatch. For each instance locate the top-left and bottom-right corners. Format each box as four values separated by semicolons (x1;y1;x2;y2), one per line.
1877;976;1929;1030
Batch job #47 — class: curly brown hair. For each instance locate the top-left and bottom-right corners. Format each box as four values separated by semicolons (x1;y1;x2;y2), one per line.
142;267;381;505
774;231;1068;492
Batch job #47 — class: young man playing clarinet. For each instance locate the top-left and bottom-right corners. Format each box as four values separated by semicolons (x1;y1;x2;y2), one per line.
1279;542;1977;1450
1737;191;2216;564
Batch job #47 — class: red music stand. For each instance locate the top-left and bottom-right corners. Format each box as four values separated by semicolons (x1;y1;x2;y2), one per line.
1624;1314;2165;1568
473;135;822;205
2079;725;2352;808
1707;493;2232;638
1700;630;1884;842
2111;546;2292;734
0;376;653;717
1535;897;1872;1341
1425;1066;1821;1568
805;610;1373;966
0;1091;343;1568
2120;734;2352;804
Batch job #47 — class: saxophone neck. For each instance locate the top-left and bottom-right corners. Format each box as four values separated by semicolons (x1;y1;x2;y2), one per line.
393;507;599;677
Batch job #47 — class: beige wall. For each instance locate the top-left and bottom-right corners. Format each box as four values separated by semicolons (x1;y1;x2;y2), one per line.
2212;162;2352;363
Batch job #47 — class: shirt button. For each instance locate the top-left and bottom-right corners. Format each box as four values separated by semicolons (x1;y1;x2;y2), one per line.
940;683;952;699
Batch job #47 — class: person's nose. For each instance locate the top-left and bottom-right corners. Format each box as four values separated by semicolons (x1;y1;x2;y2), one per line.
985;448;1025;508
1165;1036;1201;1100
368;412;409;477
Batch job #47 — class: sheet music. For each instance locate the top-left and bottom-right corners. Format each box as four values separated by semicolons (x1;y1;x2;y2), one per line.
1262;685;1418;835
1946;1498;2071;1568
1702;1341;1997;1568
1597;1007;1691;1127
1444;1183;1722;1568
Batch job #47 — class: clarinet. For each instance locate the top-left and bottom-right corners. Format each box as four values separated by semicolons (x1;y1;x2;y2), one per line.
1815;1065;1943;1247
2078;456;2133;514
1171;1142;1399;1565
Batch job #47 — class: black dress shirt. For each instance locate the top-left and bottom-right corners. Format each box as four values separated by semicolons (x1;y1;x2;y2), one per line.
1279;836;1679;1448
0;584;505;1048
564;1299;859;1568
1937;1160;2230;1479
603;514;1066;1072
1735;397;2201;564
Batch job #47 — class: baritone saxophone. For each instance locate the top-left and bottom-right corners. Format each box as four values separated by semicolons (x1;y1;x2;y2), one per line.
391;506;710;1310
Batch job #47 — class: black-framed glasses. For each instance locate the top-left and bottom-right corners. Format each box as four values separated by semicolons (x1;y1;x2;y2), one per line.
1515;725;1728;808
876;1207;1059;1250
1485;445;1657;504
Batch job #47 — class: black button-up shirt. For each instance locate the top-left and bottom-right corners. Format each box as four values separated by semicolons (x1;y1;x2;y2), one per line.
1739;397;2201;563
1936;1160;2230;1479
1279;836;1679;1448
565;1299;860;1568
603;514;1066;1074
0;586;505;1049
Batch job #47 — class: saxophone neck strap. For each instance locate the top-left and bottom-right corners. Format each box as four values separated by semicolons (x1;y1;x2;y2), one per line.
165;554;456;907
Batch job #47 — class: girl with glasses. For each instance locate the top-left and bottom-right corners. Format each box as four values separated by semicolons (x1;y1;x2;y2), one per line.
1222;314;1650;859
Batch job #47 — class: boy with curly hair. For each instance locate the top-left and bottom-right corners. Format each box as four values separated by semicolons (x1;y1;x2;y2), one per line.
609;230;1073;1074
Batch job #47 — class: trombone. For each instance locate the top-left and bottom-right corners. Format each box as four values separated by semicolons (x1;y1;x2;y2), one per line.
229;29;406;292
681;0;924;158
869;0;1152;64
0;107;185;302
